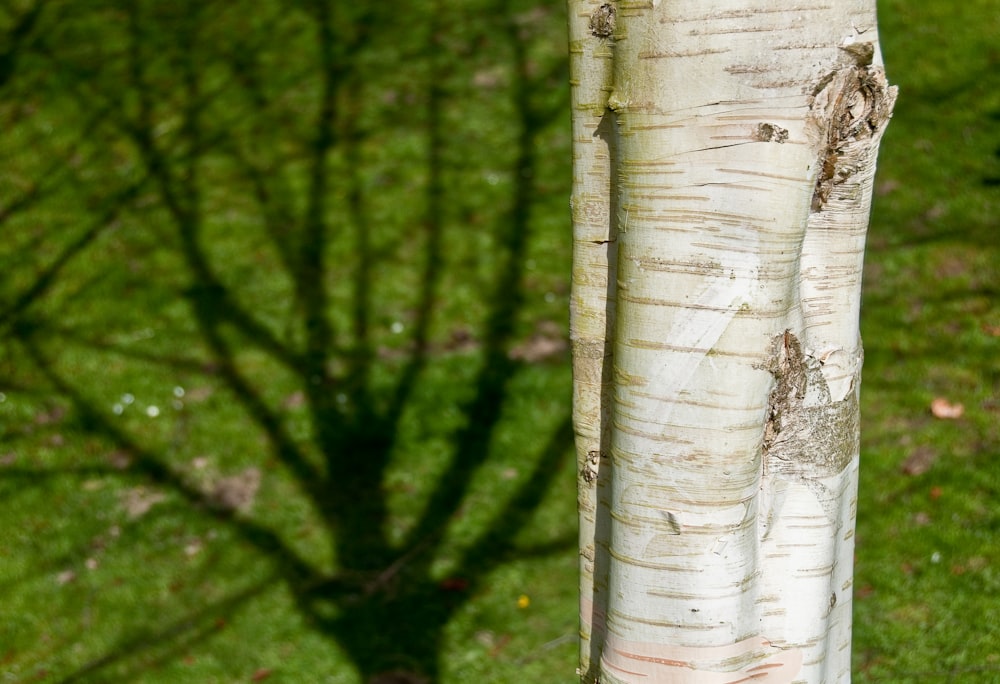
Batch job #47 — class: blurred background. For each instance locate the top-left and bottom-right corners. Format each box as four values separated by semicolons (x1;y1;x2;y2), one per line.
0;1;996;682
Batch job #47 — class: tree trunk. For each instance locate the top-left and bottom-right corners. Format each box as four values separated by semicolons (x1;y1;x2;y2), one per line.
568;2;896;682
568;1;617;681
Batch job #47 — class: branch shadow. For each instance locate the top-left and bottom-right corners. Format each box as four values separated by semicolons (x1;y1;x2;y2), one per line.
0;1;572;682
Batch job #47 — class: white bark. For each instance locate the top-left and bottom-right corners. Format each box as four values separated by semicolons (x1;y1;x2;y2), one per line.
569;1;895;682
568;1;617;681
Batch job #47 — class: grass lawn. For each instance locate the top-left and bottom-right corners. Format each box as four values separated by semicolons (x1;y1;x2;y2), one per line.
1;1;997;682
853;1;1000;681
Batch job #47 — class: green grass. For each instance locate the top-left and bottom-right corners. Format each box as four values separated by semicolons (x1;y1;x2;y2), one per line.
1;0;997;682
855;1;1000;681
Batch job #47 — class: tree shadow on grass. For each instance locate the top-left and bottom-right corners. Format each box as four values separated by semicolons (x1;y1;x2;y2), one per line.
0;1;572;681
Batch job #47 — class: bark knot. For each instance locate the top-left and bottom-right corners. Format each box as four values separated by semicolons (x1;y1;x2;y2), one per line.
589;4;616;39
810;57;897;211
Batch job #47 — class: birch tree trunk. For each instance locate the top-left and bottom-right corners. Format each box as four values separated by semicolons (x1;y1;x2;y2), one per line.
569;2;896;682
568;0;617;680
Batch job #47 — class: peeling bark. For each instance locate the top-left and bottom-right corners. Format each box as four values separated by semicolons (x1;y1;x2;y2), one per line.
764;331;860;477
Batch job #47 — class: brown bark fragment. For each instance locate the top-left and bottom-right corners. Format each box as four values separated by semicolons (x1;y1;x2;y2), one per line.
754;123;789;143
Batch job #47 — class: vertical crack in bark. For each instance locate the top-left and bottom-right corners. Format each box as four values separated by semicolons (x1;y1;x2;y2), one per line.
810;47;897;211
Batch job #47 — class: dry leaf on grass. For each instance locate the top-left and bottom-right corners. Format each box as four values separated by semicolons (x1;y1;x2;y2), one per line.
122;486;166;518
108;450;132;470
207;467;261;512
900;445;937;476
930;397;964;419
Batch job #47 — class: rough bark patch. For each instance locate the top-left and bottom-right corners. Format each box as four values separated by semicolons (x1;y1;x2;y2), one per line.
589;4;616;39
754;123;789;143
581;449;602;484
810;52;897;211
763;331;858;478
